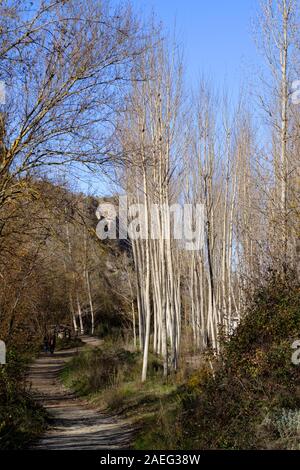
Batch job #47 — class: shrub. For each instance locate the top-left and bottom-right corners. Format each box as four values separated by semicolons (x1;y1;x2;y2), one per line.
0;350;47;449
175;279;300;449
143;277;300;450
260;408;300;449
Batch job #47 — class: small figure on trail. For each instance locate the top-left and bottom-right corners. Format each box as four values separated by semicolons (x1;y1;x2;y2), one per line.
43;335;49;353
49;335;56;354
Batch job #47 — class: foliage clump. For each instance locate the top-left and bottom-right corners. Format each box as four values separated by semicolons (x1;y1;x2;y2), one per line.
0;351;47;450
137;275;300;450
176;277;300;449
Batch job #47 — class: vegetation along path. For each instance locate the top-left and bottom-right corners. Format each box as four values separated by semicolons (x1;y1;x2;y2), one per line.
27;336;133;450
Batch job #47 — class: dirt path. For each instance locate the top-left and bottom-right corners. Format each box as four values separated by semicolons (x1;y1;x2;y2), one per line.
27;336;133;450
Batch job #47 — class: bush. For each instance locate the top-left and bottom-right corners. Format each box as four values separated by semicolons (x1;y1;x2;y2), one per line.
137;277;300;450
174;278;300;449
260;408;300;449
0;350;47;449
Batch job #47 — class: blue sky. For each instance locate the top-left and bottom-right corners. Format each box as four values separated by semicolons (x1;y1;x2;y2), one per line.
133;0;259;96
85;0;262;195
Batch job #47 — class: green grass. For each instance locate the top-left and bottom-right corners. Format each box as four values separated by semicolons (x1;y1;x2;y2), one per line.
60;342;179;447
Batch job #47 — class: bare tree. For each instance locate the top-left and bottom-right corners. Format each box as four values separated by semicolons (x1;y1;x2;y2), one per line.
0;0;145;210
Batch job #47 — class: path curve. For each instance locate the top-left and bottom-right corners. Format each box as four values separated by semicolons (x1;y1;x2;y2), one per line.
27;336;132;450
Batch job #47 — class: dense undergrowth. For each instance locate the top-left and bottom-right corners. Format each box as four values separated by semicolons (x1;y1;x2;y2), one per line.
0;350;47;450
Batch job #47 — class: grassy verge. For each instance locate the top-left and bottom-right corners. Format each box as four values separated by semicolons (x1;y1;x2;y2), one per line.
60;340;180;448
0;350;48;450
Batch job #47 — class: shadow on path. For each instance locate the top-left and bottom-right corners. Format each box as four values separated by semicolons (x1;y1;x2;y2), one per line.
27;336;132;450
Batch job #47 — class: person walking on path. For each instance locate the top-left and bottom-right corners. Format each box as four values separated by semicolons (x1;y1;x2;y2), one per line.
49;334;56;354
43;335;49;353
